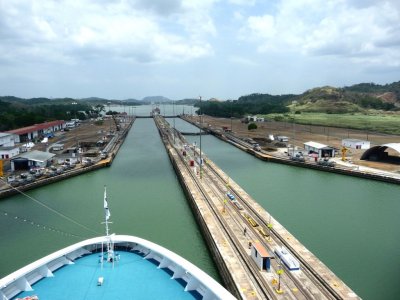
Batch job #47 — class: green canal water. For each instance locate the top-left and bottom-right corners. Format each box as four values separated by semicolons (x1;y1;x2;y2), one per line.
0;117;219;281
173;117;400;300
1;107;399;300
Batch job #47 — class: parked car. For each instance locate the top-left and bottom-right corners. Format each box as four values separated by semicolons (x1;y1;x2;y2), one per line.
318;158;336;167
7;176;16;183
10;181;20;187
17;177;26;185
253;144;261;151
20;173;29;179
100;151;108;159
82;158;93;166
290;154;305;162
25;175;35;183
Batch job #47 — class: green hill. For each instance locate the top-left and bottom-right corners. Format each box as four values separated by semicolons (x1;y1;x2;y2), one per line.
291;83;399;113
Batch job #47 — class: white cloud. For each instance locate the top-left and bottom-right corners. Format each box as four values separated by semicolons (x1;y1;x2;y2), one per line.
228;0;256;6
239;0;400;66
242;15;276;40
228;55;257;66
0;0;399;99
233;11;244;21
0;0;216;65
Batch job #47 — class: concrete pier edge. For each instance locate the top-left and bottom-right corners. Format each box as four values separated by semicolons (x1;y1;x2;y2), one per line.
0;118;135;199
157;116;360;299
181;115;400;185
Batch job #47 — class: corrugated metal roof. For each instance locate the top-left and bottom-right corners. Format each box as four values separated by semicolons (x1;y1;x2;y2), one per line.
253;242;270;257
342;138;369;143
0;132;15;138
304;141;328;149
12;150;55;162
360;142;400;160
7;120;65;135
382;143;400;153
0;146;19;151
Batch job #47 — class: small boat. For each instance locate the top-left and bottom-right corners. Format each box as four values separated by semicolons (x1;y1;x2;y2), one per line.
1;187;235;300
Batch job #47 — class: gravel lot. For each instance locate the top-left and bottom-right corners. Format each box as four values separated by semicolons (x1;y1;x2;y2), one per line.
186;115;400;173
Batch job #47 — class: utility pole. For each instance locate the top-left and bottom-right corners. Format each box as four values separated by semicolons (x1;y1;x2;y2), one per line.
71;102;79;161
230;100;233;131
173;100;176;144
199;96;202;179
276;268;284;294
107;102;111;134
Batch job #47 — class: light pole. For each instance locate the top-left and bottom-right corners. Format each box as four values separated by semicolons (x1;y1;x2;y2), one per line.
276;268;284;294
71;102;79;162
173;100;176;144
199;96;202;179
107;102;111;133
71;101;77;120
230;100;233;131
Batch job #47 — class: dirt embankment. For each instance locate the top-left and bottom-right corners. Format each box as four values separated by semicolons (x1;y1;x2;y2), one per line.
186;115;400;173
34;119;117;152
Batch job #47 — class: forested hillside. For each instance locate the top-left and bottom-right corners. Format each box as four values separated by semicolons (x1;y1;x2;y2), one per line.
0;97;93;131
196;81;400;117
0;96;145;131
197;93;293;117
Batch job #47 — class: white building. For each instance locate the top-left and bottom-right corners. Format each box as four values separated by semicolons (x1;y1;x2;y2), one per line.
246;115;264;122
51;143;64;151
10;150;55;171
7;120;65;143
251;242;272;271
342;139;370;150
304;141;336;158
0;132;20;159
276;136;289;142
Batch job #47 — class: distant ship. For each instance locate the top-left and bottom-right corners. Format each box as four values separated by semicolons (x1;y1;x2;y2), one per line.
0;187;235;300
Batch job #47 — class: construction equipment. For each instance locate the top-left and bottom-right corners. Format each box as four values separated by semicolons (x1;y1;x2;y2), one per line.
341;146;348;161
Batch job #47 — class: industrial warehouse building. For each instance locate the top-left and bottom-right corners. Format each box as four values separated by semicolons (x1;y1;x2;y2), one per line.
342;139;370;150
10;150;55;171
6;120;66;143
304;141;336;158
0;132;20;159
361;143;400;162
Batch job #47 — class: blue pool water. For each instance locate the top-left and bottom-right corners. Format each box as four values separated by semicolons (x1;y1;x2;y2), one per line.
15;251;197;300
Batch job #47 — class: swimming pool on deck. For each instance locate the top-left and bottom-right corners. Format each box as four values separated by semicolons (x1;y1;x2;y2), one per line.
14;251;199;300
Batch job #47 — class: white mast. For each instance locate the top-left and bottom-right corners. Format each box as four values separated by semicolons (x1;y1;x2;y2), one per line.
104;185;111;236
103;185;114;265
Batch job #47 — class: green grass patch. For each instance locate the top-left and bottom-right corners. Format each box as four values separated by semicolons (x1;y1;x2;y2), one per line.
265;112;400;135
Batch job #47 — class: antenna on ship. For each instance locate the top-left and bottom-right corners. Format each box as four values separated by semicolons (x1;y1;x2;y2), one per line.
102;185;115;267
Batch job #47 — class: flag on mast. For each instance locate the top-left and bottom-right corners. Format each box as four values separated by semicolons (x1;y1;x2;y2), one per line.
104;186;111;221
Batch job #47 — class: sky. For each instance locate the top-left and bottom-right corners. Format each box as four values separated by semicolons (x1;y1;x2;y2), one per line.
0;0;399;100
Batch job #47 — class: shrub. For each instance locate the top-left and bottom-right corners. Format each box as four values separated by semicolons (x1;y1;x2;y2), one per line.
248;123;258;130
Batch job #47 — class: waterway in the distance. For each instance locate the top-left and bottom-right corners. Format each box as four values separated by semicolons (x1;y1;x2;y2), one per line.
171;117;400;300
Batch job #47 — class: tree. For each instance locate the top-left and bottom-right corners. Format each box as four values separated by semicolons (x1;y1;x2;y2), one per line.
248;123;257;130
93;104;106;116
